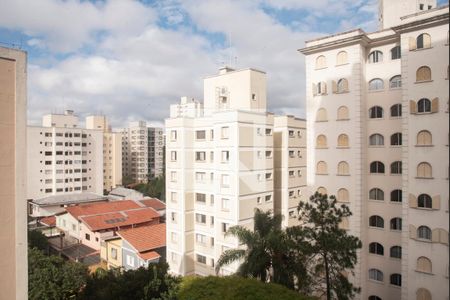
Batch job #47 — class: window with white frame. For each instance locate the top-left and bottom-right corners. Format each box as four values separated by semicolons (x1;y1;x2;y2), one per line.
265;195;272;202
196;254;207;264
265;173;272;180
196;193;206;203
170;171;177;182
221;151;230;162
265;151;272;158
221;174;230;187
195;214;207;224
171;192;177;202
222;198;230;211
170;151;177;161
195;151;206;161
195;172;206;183
170;130;177;141
171;232;177;242
221;127;229;139
127;255;135;267
196;234;207;244
196;130;206;140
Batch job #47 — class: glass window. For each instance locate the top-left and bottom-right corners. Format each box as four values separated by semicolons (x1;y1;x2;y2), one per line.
390;218;402;230
418;194;432;208
391;46;401;59
369;134;384;146
369;188;384;200
369;242;384;255
390;246;402;259
369;78;384;90
417;98;431;113
390;274;402;286
369;215;384;228
390;104;402;117
369;106;383;118
369;269;383;281
370;161;385;174
417;226;431;240
368;51;383;63
389;75;402;88
390;190;402;202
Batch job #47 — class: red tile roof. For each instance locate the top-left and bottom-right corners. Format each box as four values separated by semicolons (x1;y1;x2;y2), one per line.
80;207;160;231
39;216;56;227
66;200;141;219
118;223;166;253
138;251;161;261
139;198;166;211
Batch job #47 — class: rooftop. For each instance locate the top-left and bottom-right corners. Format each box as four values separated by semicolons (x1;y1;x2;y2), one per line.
65;200;141;219
139;198;166;211
39;216;56;227
118;223;166;253
32;192;107;206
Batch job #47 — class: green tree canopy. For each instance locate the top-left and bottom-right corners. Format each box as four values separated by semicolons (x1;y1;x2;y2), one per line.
28;229;49;253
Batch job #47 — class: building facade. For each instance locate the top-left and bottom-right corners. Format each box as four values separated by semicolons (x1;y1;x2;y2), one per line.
27;111;104;199
0;46;28;300
86;115;122;192
121;121;164;183
300;2;449;299
165;67;307;276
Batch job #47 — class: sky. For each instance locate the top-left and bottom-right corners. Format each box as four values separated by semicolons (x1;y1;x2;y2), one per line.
0;0;445;128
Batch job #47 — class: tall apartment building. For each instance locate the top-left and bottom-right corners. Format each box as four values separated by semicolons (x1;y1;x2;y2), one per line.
165;67;306;276
121;121;164;183
0;46;28;300
86;115;122;192
300;1;449;299
27;111;104;199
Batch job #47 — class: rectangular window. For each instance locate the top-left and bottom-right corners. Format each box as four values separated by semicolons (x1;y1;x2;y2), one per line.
195;172;206;183
210;195;214;205
196;234;207;244
127;255;135;267
257;197;262;204
171;232;177;243
111;247;117;259
289;150;295;158
170;192;177;202
289;130;295;138
170;171;177;182
195;151;206;161
289;170;295;177
289;191;295;198
265;128;272;136
221;127;229;139
222;198;230;211
171;130;177;141
171;151;177;161
195;214;207;224
85;233;90;241
196;254;207;264
196;193;206;203
171;212;177;223
221;174;230;187
257;128;262;135
265;195;272;202
221;151;230;162
196;130;206;140
265;173;272;180
222;223;229;233
265;151;272;158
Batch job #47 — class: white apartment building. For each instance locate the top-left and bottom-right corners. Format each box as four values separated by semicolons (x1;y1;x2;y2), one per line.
27;110;104;200
165;67;306;276
300;1;449;299
121;121;164;183
86;115;122;192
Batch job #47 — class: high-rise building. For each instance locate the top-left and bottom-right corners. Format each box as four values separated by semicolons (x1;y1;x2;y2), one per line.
121;121;164;183
86;115;122;192
165;67;306;276
27;111;104;199
299;2;448;299
0;46;28;300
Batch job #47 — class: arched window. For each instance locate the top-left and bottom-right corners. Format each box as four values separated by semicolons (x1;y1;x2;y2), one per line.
370;161;385;174
418;194;432;208
369;242;384;255
369;188;384;200
316;108;328;122
390;217;402;230
337;78;349;93
337;188;349;202
369;134;384;146
316;161;328;174
336;51;348;65
369;106;383;118
391;161;402;174
317;187;327;195
390;273;402;286
316;55;327;69
368;51;383;63
390;104;402;117
369;215;384;228
390;246;402;259
390;75;402;88
337;134;349;147
316;135;327;148
391;46;401;60
417;98;431;112
337;106;349;120
416;288;432;300
417;226;432;240
369;296;382;300
391;133;402;146
417;130;432;145
417;162;432;178
390;190;402;202
417;257;432;273
369;78;384;90
369;268;383;281
417;33;431;49
416;66;432;81
337;161;350;175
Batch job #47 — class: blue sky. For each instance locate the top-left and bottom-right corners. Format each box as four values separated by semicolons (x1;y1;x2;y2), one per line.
0;0;446;127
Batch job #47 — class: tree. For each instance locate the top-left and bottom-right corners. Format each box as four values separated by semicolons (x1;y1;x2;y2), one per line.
122;175;135;187
28;248;89;300
28;229;49;253
215;209;303;288
294;192;362;300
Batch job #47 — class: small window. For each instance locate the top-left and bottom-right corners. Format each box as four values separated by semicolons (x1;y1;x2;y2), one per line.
416;66;432;82
196;130;206;140
317;81;327;95
390;273;402;286
337;106;349;120
369;78;384;90
336;51;348;65
337;161;349;175
390;104;402;117
316;161;328;175
337;134;349;147
316;134;327;148
369;134;384;146
337;78;349;93
391;46;401;59
417;98;431;113
390;133;402;146
316;108;328;121
391;161;402;174
368;296;382;300
368;50;383;63
390;190;402;202
315;55;327;69
370;161;385;174
417;194;432;208
416;288;432;300
389;75;402;88
369;215;384;228
390;246;402;259
317;187;327;195
390;217;402;230
85;233;90;241
417;162;432;178
417;33;431;49
221;127;229;139
369;242;384;255
369;106;383;118
417;226;431;240
337;188;349;202
369;269;383;281
196;254;207;264
369;188;384;200
417;257;432;273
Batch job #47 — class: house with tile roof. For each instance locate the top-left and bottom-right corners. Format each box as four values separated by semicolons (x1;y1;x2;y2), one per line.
101;223;166;270
138;198;166;216
56;200;161;250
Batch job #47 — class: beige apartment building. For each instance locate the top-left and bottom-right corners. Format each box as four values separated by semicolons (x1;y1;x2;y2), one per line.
27;111;104;199
165;67;306;276
300;1;449;299
0;46;28;300
86;115;122;192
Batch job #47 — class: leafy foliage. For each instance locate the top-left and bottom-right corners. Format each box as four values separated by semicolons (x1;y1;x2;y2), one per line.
294;192;362;300
134;175;165;201
28;248;89;300
80;261;181;300
178;276;315;300
28;229;49;253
